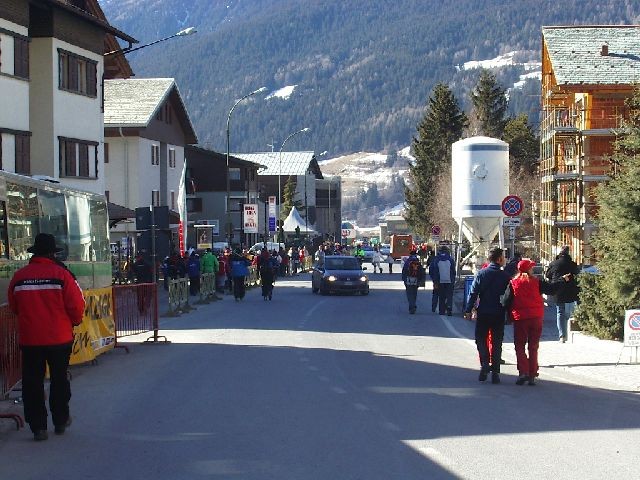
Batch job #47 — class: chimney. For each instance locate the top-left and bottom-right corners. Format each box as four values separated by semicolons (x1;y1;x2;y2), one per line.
601;44;609;56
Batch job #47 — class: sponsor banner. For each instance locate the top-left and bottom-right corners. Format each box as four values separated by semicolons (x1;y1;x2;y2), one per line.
196;226;213;250
268;196;277;232
70;287;115;365
243;204;258;234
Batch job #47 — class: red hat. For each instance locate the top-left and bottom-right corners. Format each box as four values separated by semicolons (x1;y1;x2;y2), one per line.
517;259;536;273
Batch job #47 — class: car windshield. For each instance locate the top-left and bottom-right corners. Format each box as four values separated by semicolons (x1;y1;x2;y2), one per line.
325;257;361;270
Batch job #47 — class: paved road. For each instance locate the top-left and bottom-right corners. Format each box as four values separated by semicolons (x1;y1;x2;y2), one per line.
1;273;639;479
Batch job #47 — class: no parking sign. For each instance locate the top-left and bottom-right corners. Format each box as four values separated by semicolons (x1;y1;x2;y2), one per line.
624;310;640;347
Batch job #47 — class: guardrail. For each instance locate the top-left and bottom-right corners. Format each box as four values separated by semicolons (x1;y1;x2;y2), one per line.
196;273;218;304
163;278;193;317
0;306;25;429
113;283;165;347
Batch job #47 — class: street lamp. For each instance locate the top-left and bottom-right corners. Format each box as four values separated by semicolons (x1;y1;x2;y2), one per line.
104;27;197;57
225;86;268;247
278;127;310;239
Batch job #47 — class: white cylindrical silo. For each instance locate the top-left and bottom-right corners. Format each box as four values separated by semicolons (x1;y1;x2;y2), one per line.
451;136;509;265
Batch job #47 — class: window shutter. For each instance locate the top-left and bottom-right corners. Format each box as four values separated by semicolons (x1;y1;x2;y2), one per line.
87;62;97;97
69;56;79;91
66;141;76;176
14;38;29;79
79;143;89;177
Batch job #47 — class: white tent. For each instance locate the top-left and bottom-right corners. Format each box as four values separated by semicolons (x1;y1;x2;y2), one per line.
283;207;316;234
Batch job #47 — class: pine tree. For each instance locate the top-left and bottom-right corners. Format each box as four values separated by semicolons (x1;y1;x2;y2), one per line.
405;83;467;237
502;114;539;174
280;176;299;221
470;69;508;139
575;88;640;339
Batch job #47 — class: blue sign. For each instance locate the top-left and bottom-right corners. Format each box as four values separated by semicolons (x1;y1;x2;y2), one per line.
268;217;276;232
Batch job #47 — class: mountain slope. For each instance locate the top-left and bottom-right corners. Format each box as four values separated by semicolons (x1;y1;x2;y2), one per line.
100;0;639;156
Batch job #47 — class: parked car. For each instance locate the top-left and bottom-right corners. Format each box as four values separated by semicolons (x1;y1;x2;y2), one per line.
311;255;369;295
249;242;285;254
379;244;391;256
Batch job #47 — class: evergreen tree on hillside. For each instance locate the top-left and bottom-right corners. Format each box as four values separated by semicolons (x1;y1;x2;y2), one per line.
503;114;539;174
575;88;640;339
470;70;508;138
405;84;467;236
280;176;300;221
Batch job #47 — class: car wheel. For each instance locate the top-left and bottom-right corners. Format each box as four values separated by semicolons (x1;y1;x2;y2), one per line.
361;289;369;296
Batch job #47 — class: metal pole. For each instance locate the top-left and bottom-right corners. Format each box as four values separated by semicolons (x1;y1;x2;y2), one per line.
226;87;267;249
151;206;157;283
304;171;308;236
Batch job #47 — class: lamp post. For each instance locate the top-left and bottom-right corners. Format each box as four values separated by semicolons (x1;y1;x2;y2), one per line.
104;27;197;57
226;87;267;247
278;127;310;240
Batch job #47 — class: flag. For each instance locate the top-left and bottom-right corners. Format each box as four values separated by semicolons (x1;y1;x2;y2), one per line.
177;157;187;255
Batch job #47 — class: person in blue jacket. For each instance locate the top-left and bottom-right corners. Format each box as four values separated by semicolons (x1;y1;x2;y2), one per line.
428;245;456;315
188;252;201;296
463;247;511;384
230;249;250;301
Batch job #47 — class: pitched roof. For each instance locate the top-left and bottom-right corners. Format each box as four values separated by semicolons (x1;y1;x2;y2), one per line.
233;151;323;178
104;78;197;143
543;26;640;86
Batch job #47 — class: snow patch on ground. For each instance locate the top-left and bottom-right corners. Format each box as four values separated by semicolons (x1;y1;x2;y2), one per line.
265;85;297;100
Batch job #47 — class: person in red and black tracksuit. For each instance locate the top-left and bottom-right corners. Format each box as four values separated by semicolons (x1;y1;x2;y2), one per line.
8;233;85;441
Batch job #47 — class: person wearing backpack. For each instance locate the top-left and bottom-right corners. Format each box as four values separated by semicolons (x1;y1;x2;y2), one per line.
402;248;426;314
429;245;456;315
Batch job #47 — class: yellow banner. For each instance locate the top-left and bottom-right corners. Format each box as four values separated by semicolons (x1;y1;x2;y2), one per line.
70;287;115;365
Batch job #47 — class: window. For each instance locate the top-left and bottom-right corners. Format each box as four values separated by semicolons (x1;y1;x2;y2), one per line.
229;168;241;180
151;145;159;165
152;190;160;207
169;148;176;168
104;143;109;163
13;37;29;79
58;49;97;97
15;134;30;175
59;138;97;178
170;191;175;210
186;197;202;213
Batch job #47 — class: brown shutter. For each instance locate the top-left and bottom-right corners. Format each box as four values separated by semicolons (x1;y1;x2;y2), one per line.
87;61;97;97
69;56;79;91
14;38;29;79
66;141;76;176
79;143;89;177
104;142;109;163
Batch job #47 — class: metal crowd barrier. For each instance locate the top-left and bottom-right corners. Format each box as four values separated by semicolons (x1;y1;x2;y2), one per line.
0;304;25;429
163;278;192;317
246;266;259;287
302;256;313;272
113;283;165;347
196;273;218;304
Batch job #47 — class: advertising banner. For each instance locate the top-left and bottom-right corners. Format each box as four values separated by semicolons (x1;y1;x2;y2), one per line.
268;196;277;232
196;226;213;249
243;204;258;234
70;287;115;365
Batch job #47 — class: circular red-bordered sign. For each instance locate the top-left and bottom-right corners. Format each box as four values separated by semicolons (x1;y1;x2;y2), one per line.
502;195;524;217
628;312;640;331
431;225;441;236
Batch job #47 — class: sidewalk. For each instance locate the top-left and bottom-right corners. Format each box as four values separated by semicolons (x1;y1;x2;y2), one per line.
452;282;640;392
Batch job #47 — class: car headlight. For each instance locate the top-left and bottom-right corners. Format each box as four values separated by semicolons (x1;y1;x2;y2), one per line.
360;276;368;282
327;275;337;282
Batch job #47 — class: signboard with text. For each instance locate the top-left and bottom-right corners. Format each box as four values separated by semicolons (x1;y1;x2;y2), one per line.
624;310;640;347
243;204;258;234
268;196;277;232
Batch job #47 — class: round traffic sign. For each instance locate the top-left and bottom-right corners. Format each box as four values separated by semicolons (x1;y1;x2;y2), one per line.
431;225;441;236
629;312;640;331
502;195;524;217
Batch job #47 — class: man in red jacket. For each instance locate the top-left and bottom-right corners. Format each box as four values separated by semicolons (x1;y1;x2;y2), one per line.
8;233;85;441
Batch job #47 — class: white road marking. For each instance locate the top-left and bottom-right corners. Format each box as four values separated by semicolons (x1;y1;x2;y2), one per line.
440;315;475;346
305;299;327;318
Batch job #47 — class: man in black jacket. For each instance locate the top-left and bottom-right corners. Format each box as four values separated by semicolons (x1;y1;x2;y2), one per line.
545;246;580;343
464;247;511;384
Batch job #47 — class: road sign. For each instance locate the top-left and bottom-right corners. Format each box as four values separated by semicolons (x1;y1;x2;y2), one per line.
502;217;521;227
508;226;516;240
431;225;441;236
625;310;640;347
501;195;524;217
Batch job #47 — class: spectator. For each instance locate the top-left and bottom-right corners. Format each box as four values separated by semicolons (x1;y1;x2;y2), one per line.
429;245;456;316
545;246;580;343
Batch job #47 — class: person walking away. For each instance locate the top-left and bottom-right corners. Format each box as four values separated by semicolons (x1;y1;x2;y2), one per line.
503;259;571;385
425;248;439;312
291;247;300;275
463;247;511;384
8;233;85;441
385;252;395;273
429;245;456;315
545;246;580;342
372;247;383;274
201;248;220;299
258;250;276;300
402;249;426;314
188;252;201;296
230;249;250;301
504;251;522;278
315;244;326;267
280;248;290;276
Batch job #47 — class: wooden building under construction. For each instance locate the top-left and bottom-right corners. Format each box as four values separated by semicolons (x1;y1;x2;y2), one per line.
539;25;639;266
